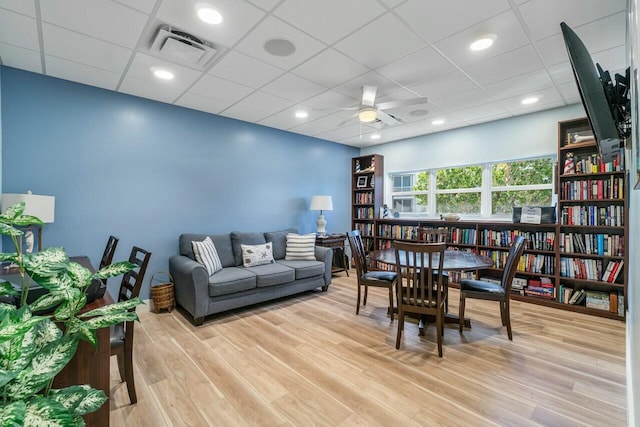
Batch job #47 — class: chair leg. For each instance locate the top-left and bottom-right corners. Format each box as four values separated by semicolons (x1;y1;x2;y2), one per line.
500;301;507;326
356;282;361;314
459;291;466;333
116;353;125;382
505;299;513;341
395;309;404;349
436;309;443;357
388;286;394;320
363;283;368;306
123;342;137;404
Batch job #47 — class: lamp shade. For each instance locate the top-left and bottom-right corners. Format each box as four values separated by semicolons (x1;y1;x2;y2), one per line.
1;192;55;223
310;195;333;211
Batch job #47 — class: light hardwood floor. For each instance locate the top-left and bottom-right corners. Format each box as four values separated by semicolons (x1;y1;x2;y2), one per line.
110;272;627;426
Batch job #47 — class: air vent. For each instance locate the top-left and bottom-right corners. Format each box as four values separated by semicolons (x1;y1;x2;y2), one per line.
149;25;218;69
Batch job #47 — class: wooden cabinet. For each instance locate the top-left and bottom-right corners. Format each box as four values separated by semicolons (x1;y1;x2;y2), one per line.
351;154;383;253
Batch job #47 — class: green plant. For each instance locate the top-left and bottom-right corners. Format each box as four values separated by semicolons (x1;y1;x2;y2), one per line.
0;202;142;425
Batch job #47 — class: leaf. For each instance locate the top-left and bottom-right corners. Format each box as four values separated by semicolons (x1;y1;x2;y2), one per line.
53;292;86;321
0;223;22;237
0;400;26;426
0;281;18;297
0;202;25;221
4;335;79;400
49;385;107;416
0;316;46;344
67;262;92;289
0;303;17;318
29;292;65;313
0;253;18;262
21;248;68;278
83;311;138;331
12;215;44;227
80;297;143;318
94;261;136;279
24;396;74;427
0;368;21;389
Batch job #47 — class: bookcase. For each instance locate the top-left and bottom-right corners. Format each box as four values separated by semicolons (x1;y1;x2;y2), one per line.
556;117;627;319
352;154;383;253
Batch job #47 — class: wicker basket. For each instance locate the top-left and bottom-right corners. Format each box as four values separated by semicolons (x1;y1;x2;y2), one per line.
150;272;175;313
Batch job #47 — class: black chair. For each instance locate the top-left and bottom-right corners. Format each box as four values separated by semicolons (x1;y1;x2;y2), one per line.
110;246;151;404
394;241;447;357
347;230;397;320
99;235;119;272
459;236;525;340
416;227;450;312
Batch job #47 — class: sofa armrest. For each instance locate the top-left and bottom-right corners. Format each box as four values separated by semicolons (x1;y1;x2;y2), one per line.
169;255;209;322
315;246;333;286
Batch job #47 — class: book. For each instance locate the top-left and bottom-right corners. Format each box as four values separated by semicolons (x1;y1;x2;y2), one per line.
608;260;624;283
568;289;583;304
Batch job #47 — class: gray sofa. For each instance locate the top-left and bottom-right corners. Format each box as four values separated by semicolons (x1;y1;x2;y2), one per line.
169;228;332;325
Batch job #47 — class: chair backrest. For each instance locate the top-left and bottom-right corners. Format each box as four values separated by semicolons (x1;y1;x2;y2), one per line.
99;235;119;270
501;236;526;293
117;246;152;303
394;241;446;312
417;227;447;243
346;230;369;276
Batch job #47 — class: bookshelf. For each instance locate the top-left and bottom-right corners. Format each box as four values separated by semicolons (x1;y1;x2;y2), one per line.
352;154;383;253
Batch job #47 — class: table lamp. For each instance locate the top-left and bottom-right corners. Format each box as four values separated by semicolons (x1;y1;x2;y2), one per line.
310;195;333;236
1;191;55;253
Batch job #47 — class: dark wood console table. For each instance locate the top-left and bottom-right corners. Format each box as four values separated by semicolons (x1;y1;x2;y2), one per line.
316;234;350;276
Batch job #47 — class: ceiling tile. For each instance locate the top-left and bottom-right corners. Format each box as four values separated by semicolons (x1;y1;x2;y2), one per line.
45;55;121;90
466;111;512;126
208;51;284;89
119;76;188;103
450;102;508;122
434;10;530;68
156;0;266;48
112;0;156;14
40;0;148;48
234;16;327;70
316;122;369;141
0;42;41;73
258;105;331;130
174;91;233;115
485;69;554;100
548;61;574;85
221;90;293;122
42;24;132;74
433;88;494;112
289;111;356;135
301;90;359;110
334;13;425;69
190;74;254;103
261;73;326;103
374;88;437;122
376;46;454;87
379;0;406;8
518;0;626;41
409;70;478;99
0;10;38;50
292;49;368;88
244;0;281;11
557;82;581;104
395;0;510;43
274;0;385;45
499;86;563;112
463;45;544;86
0;0;35;17
507;99;565;116
333;71;400;101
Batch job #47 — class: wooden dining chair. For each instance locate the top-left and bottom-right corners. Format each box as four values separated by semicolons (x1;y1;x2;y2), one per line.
459;235;525;340
416;227;449;311
110;246;151;404
347;230;398;320
394;241;447;357
99;236;119;282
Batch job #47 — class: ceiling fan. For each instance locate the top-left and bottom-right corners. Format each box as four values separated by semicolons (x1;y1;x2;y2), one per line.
337;85;429;127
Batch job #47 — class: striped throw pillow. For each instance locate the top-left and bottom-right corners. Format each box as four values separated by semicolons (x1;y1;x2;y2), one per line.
285;233;316;261
192;237;223;276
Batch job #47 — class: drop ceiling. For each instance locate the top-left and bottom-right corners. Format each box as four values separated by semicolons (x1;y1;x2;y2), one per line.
0;0;628;147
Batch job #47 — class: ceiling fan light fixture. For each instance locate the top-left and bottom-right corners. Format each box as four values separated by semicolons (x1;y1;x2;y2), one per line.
358;108;377;123
470;34;496;51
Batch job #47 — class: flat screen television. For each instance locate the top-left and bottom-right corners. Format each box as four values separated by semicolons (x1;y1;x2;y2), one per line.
560;22;621;163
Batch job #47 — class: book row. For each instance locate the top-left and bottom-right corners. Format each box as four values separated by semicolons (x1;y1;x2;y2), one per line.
560;205;624;227
563;149;624;175
560;176;624;201
354;207;375;219
559;232;624;256
479;229;555;251
377;224;417;240
353;192;374;205
559;287;624;315
354;222;374;237
559;257;624;282
478;250;555;275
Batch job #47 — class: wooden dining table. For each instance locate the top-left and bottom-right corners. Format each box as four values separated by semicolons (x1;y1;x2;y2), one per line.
370;248;494;329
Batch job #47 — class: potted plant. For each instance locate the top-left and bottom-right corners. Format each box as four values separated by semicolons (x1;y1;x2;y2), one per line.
0;202;142;425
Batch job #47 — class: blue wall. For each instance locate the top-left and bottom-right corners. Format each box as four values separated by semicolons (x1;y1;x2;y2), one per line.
0;67;357;297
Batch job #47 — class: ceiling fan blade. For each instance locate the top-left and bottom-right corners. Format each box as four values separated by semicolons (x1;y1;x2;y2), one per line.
337;112;359;127
361;85;377;107
376;110;401;126
376;97;428;111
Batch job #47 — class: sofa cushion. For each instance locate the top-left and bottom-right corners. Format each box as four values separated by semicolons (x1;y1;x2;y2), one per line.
208;267;257;297
264;228;298;260
231;231;267;266
241;243;275;267
277;259;325;280
243;263;295;288
192;237;223;275
285;233;317;261
180;234;235;268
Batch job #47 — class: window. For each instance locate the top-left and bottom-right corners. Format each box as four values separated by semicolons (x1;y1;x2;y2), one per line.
389;157;554;218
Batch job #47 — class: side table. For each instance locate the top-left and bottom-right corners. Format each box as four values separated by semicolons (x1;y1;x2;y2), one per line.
316;234;350;277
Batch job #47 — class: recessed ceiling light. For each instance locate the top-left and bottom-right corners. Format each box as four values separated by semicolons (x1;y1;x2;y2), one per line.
521;96;539;105
295;111;308;119
197;6;222;24
470;35;496;51
151;67;174;80
264;38;296;57
371;134;381;140
432;119;445;125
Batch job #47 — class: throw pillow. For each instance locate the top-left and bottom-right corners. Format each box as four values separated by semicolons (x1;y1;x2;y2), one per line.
241;243;275;267
285;233;316;261
192;237;223;276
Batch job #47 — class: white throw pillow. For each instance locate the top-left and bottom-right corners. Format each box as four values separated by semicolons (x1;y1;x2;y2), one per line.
285;233;316;261
192;237;223;276
241;243;275;267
